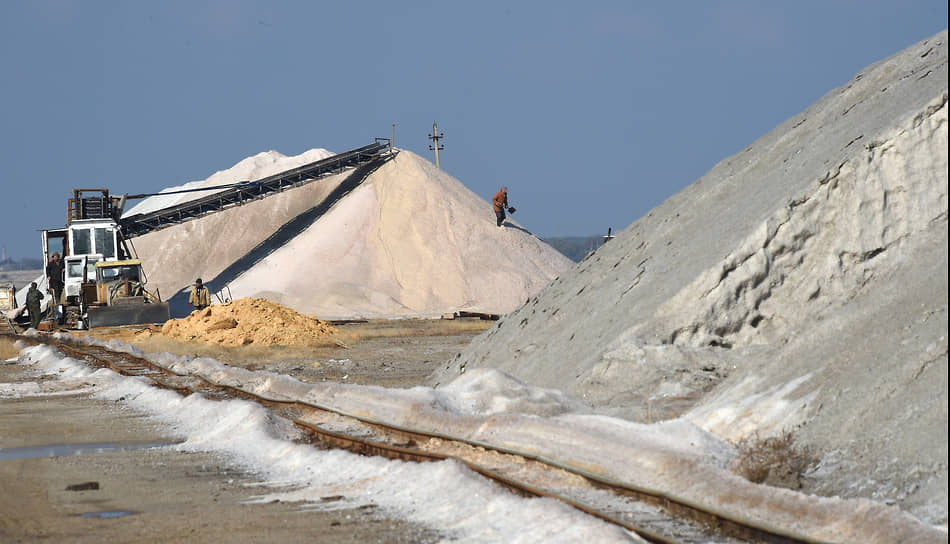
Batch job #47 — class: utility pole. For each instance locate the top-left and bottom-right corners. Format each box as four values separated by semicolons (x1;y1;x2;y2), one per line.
428;122;444;169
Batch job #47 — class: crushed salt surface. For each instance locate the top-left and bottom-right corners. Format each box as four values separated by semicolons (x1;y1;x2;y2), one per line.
160;298;336;346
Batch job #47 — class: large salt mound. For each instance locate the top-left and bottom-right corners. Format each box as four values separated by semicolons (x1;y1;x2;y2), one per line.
432;31;948;523
127;148;572;319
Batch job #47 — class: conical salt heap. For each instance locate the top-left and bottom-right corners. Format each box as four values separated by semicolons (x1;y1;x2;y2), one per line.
127;148;572;319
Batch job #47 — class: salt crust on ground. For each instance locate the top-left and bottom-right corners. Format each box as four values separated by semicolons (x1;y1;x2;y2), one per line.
159;298;336;347
10;335;945;544
11;338;634;543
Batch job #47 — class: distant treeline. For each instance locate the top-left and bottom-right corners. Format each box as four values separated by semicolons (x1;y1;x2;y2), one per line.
542;236;605;262
0;257;43;271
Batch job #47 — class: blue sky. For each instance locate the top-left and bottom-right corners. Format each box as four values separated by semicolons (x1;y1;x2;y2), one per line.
1;1;946;260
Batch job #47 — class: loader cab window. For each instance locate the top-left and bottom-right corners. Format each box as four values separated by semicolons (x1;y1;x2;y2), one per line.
66;258;101;282
70;227;117;259
94;228;116;259
98;265;143;300
66;261;85;279
73;229;92;255
44;232;67;261
99;265;139;281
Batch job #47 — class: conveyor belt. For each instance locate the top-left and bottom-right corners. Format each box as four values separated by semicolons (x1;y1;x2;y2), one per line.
119;140;391;238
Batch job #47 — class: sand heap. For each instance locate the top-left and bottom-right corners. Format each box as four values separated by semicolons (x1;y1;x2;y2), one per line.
126;148;572;319
160;298;336;346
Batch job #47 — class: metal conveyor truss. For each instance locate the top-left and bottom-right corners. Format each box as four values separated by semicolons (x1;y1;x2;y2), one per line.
119;139;392;238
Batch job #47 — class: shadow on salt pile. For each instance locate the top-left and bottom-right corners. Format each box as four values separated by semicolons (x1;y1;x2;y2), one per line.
164;158;391;318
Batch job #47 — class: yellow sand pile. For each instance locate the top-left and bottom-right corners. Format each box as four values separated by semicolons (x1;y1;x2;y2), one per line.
160;298;336;346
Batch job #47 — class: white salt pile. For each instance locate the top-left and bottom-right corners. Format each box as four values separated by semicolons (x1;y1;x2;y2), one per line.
433;30;949;525
127;148;571;319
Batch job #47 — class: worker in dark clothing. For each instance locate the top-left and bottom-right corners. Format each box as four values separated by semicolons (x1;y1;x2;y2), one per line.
189;278;211;311
26;282;43;330
493;186;509;228
46;252;64;305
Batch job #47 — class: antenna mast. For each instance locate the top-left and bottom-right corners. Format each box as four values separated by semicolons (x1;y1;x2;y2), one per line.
428;122;444;169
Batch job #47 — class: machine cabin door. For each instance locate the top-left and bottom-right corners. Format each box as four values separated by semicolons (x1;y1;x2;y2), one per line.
41;228;68;285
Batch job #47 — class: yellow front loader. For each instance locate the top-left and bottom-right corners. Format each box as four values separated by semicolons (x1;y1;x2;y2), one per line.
84;259;169;329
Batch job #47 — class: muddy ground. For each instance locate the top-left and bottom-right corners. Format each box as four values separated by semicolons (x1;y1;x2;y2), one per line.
0;317;493;543
88;318;493;387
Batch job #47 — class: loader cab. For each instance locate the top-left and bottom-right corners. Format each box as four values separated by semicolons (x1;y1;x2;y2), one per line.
39;188;151;329
0;282;15;312
42;188;127;290
94;260;146;305
63;254;102;305
43;220;122;302
85;259;169;329
64;188;125;262
68;219;119;261
44;218;124;305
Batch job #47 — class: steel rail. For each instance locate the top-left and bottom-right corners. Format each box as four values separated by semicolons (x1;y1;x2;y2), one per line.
49;341;678;542
26;337;834;544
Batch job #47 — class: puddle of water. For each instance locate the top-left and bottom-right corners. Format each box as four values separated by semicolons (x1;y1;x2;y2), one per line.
0;441;174;460
79;510;136;519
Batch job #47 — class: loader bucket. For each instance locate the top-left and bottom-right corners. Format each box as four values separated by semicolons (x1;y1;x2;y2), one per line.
87;302;170;329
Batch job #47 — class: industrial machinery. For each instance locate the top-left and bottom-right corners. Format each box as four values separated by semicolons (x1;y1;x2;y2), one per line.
42;189;168;329
0;281;16;334
85;259;169;328
39;140;392;330
0;282;15;311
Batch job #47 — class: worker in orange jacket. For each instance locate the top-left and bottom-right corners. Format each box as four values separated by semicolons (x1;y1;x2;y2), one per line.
493;186;509;228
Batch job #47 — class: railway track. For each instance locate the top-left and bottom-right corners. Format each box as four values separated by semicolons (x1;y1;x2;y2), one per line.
19;335;832;544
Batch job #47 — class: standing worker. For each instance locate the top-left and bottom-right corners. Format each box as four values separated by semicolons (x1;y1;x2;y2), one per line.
189;278;211;311
493;186;509;228
46;252;64;305
26;282;43;329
